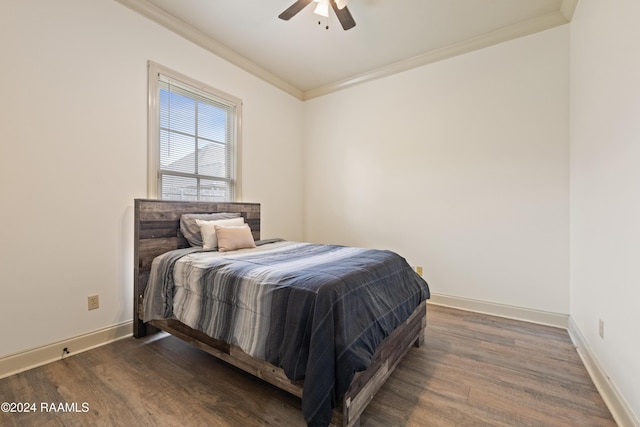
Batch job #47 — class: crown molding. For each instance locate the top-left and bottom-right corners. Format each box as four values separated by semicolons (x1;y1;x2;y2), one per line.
303;7;575;99
114;0;304;100
115;0;578;101
560;0;579;21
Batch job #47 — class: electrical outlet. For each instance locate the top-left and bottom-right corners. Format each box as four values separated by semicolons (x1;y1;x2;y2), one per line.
88;295;99;311
416;266;423;277
598;319;604;339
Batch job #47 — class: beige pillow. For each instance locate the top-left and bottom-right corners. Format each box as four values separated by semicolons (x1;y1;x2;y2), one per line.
196;217;244;249
215;224;256;252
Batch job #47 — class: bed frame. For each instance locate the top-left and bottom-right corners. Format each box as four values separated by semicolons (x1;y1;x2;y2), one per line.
133;198;426;427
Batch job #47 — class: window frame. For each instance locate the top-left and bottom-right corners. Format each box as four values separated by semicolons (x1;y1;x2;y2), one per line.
147;61;242;201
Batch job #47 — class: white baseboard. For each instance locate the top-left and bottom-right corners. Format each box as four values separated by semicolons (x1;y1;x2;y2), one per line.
3;303;637;427
0;321;132;380
428;293;638;426
568;318;640;427
428;292;569;328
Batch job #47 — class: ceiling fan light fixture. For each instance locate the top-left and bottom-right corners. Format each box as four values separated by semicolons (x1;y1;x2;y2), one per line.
313;1;330;17
279;0;355;31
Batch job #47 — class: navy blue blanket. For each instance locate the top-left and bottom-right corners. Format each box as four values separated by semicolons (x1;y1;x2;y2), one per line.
144;240;430;426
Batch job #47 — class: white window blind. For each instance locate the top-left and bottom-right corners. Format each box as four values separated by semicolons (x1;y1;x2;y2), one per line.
148;62;241;201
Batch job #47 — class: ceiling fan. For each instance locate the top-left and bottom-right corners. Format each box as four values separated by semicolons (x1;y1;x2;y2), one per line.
279;0;356;31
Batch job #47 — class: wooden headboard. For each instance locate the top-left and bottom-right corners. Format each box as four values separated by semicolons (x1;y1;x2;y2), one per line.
133;198;260;337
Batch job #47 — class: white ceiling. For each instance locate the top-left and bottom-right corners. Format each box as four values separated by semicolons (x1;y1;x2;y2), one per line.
116;0;577;99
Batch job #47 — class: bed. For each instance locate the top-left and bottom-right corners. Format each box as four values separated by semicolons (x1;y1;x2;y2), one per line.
134;199;430;427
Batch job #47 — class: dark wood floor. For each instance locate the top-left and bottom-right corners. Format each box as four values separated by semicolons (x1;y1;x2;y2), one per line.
0;304;615;426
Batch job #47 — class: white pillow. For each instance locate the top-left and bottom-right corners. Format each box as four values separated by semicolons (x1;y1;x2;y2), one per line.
180;212;241;246
196;217;244;249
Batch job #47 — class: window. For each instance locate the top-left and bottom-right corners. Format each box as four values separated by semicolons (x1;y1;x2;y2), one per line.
148;61;242;201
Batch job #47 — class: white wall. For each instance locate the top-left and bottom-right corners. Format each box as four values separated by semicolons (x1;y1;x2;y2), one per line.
303;27;570;314
0;0;304;358
570;0;640;420
1;0;636;420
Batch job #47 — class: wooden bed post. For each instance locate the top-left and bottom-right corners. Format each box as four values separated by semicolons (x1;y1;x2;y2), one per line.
133;199;145;338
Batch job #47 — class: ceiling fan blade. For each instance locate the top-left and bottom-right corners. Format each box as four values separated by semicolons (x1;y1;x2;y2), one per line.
279;0;314;20
330;0;356;30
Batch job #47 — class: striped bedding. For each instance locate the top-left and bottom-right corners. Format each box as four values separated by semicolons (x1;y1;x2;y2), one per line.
143;240;430;427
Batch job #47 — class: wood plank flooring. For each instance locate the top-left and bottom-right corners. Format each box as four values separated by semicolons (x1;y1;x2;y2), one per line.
0;304;615;426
